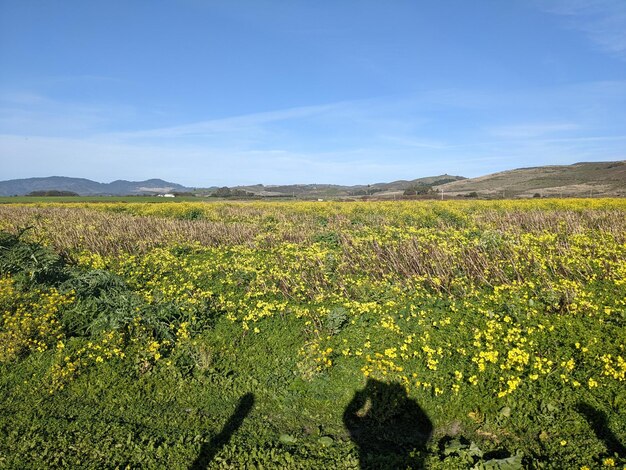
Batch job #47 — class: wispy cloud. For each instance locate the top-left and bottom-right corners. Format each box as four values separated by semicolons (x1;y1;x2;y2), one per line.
0;92;136;137
1;79;625;185
0;92;52;106
0;134;447;185
539;0;626;59
108;102;344;140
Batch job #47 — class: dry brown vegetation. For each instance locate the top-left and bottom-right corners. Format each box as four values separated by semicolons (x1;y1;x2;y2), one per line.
1;203;625;256
1;202;625;295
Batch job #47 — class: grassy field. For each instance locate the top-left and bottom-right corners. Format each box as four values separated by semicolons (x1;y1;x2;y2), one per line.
1;200;625;469
0;196;203;204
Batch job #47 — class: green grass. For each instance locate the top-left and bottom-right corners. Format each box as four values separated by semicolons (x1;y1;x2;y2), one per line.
0;196;204;204
1;200;625;469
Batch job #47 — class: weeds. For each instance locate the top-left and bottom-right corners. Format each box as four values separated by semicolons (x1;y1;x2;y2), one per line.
0;200;625;468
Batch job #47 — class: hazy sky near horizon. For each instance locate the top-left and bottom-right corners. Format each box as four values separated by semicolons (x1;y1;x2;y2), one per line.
1;0;625;186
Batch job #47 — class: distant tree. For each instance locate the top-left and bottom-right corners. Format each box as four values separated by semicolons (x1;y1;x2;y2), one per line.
230;189;254;198
403;184;431;196
212;187;232;197
352;188;383;196
210;187;255;198
533;193;542;198
27;190;79;197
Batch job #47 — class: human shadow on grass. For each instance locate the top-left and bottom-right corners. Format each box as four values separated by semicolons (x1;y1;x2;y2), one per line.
343;379;433;469
190;393;255;469
576;402;626;458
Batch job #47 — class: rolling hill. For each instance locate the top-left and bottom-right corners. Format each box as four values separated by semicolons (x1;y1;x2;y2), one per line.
1;162;624;198
0;177;190;196
229;175;465;198
434;161;626;198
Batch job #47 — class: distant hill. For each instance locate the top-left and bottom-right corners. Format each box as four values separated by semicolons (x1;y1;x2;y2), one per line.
227;174;466;198
2;162;623;199
0;177;190;196
435;161;626;198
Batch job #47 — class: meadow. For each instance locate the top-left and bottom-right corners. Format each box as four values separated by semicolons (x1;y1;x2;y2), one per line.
0;195;202;204
1;199;625;469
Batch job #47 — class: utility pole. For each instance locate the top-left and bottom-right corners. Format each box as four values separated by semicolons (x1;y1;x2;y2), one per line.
440;188;444;200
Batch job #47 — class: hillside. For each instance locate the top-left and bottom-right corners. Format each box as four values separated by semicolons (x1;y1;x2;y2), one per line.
2;162;624;199
230;174;465;198
0;177;190;196
435;161;626;198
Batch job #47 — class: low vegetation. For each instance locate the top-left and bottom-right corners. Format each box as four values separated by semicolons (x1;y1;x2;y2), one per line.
26;190;80;197
1;200;625;468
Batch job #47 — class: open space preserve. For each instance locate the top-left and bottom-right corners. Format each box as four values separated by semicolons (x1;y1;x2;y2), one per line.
1;199;625;468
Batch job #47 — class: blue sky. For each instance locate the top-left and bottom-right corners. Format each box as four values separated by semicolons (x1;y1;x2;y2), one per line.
1;0;625;186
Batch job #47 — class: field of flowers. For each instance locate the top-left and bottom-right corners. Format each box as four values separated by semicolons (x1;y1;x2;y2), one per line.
1;199;625;468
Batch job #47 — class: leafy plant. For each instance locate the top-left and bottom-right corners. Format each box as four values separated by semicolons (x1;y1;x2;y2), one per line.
325;306;348;335
0;229;68;286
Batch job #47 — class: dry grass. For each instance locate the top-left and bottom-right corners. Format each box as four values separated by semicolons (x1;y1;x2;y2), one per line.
0;206;265;255
1;202;625;298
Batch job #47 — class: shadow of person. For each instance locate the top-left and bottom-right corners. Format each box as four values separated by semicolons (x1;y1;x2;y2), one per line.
190;393;255;469
576;402;626;458
343;379;433;469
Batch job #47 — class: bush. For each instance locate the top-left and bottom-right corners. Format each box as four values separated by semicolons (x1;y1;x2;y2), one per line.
0;230;68;286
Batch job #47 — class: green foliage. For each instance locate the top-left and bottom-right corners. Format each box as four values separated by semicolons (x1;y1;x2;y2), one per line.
0;229;67;286
313;231;341;247
179;207;204;220
0;231;215;354
1;198;626;468
325;306;348;335
27;190;79;197
403;183;432;196
60;270;144;337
